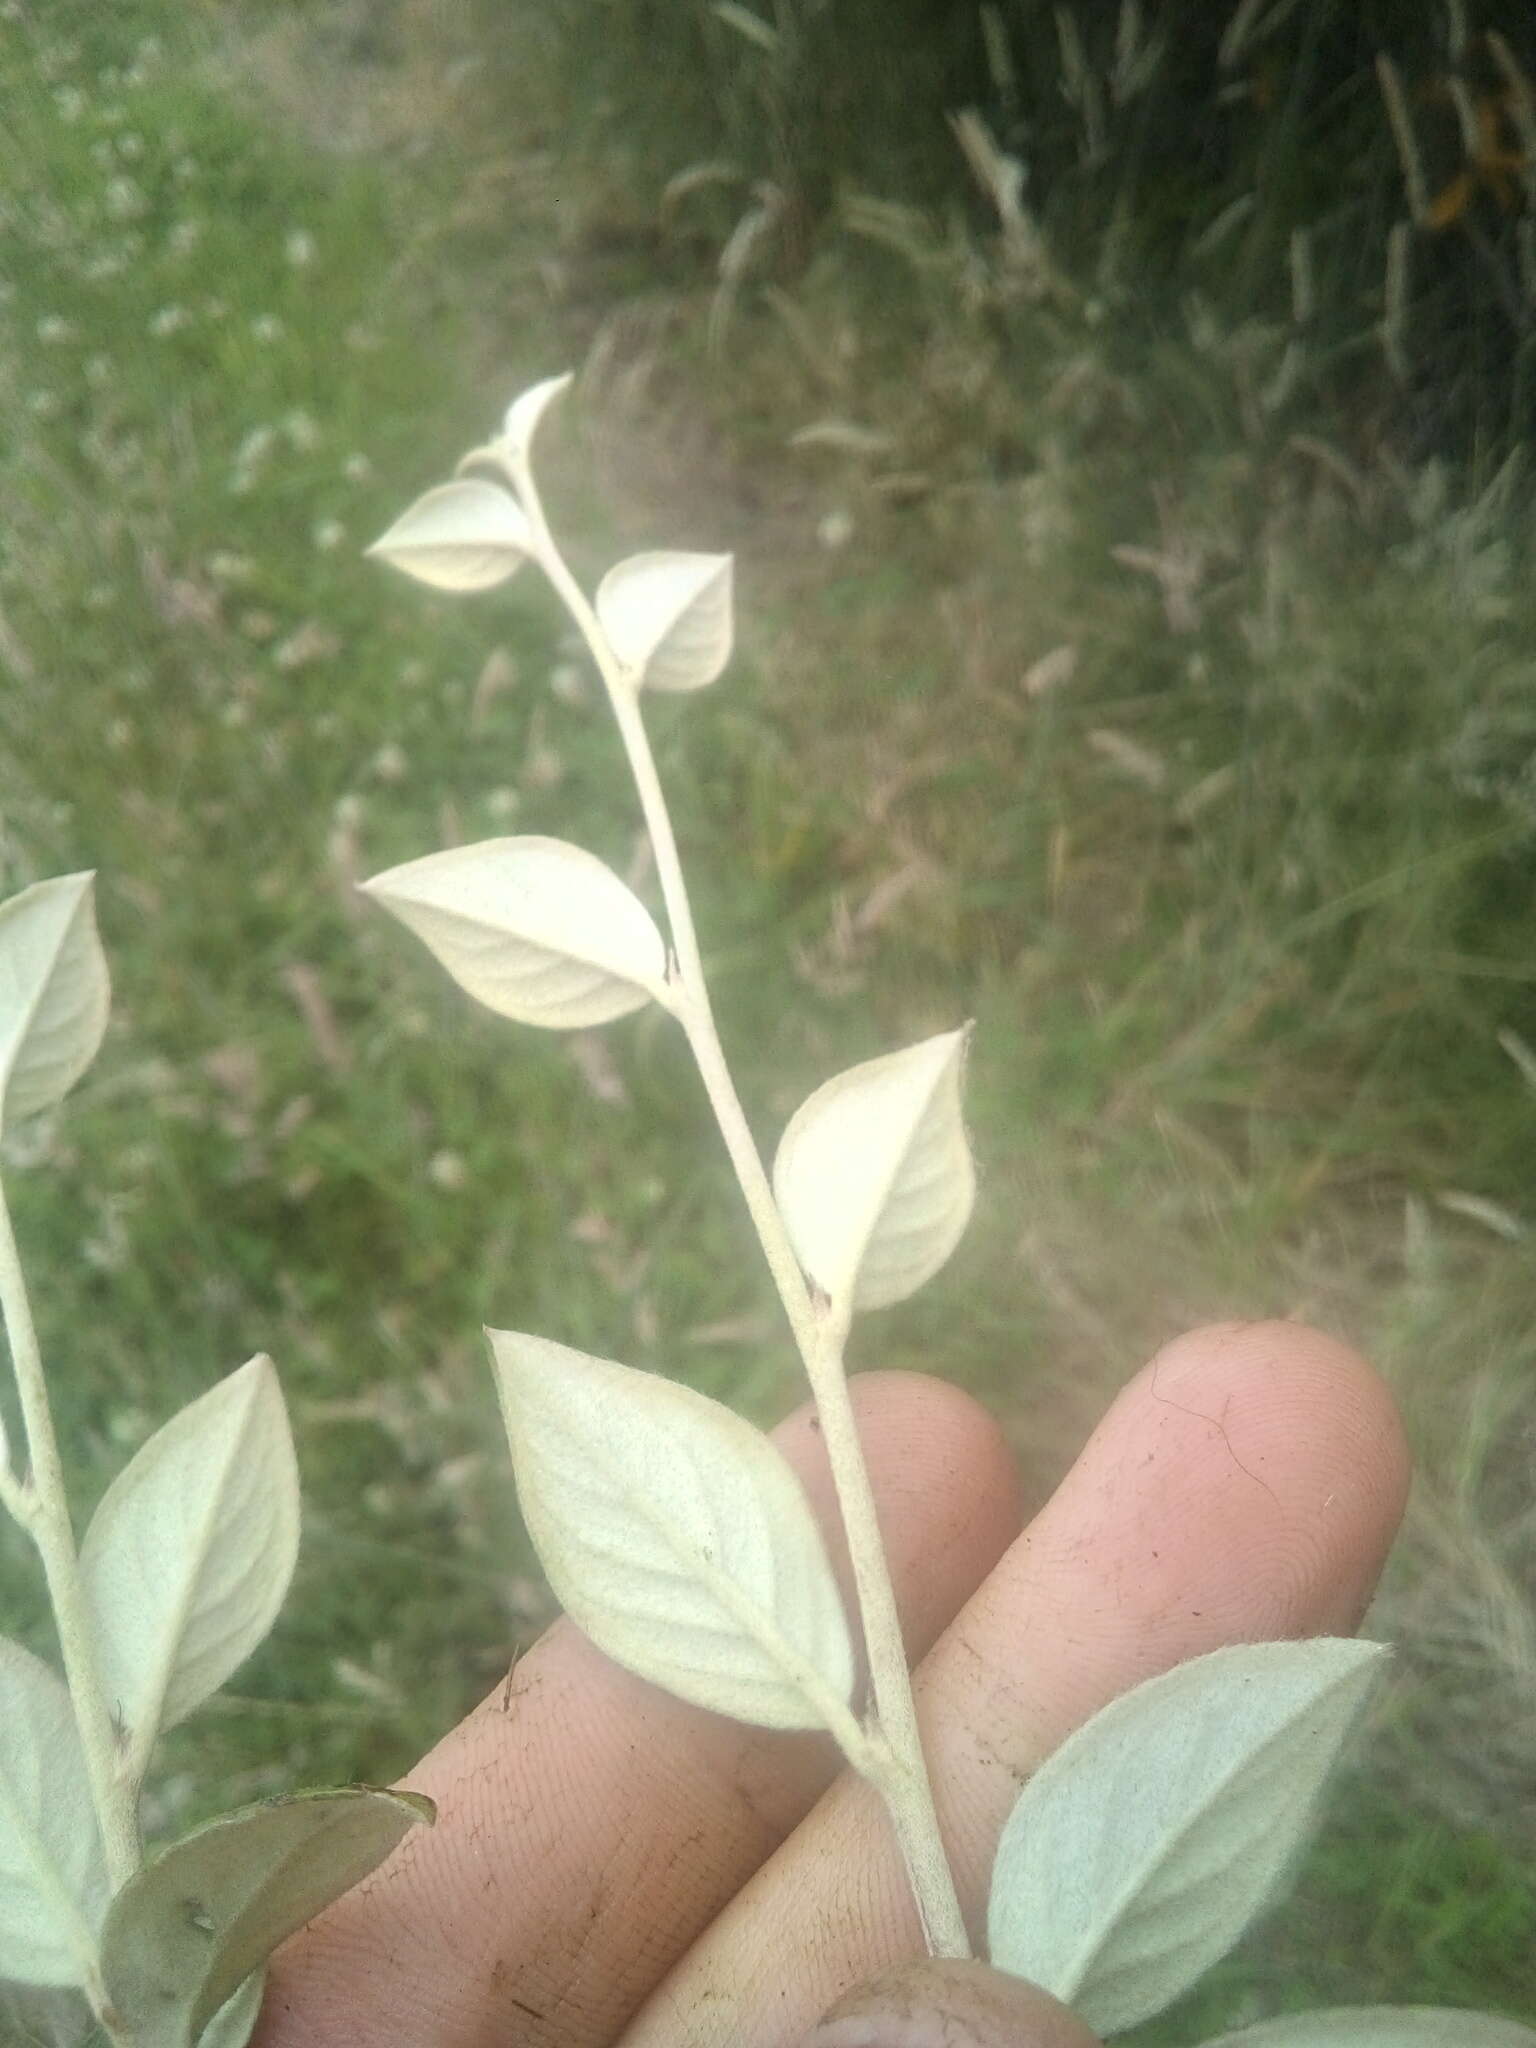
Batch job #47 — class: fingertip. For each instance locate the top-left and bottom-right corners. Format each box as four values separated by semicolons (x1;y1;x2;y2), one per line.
798;1959;1101;2047
1064;1327;1417;1646
1123;1320;1411;1631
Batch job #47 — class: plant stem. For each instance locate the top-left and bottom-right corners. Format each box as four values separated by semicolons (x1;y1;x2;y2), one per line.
0;1172;140;1888
524;501;970;1958
679;1001;970;1958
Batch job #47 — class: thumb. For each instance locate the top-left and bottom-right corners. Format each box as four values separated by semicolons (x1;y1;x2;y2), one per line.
796;1959;1103;2047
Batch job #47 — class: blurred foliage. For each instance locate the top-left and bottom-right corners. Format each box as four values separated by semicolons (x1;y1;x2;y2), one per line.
503;0;1536;466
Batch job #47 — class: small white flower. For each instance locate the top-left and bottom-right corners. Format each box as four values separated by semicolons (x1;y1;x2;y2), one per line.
428;1151;469;1193
82;1215;130;1274
27;391;59;419
53;85;84;121
116;132;145;160
274;622;340;670
208;551;255;584
313;518;346;551
343;451;372;482
36;315;76;343
168;218;202;255
250;313;283;343
370;741;408;784
817;507;855;550
104;174;145;221
484;786;520;821
549;660;590;707
234;423;277;470
107;1404;150;1447
285;228;316;267
149;304;189;337
284;408;319;451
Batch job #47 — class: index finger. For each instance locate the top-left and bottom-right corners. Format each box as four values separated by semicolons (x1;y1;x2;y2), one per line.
252;1369;1028;2047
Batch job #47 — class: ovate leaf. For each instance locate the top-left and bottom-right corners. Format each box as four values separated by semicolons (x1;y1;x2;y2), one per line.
0;1981;96;2048
487;1329;853;1729
501;372;573;466
0;1637;109;1988
0;874;110;1133
99;1787;432;2048
15;1974;267;2048
362;836;672;1029
988;1639;1389;2037
81;1356;299;1776
366;480;533;592
1198;2011;1536;2046
595;552;734;692
772;1028;974;1312
192;1970;266;2048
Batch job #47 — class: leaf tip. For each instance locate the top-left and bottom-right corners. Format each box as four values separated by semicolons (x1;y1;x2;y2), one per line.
502;372;575;458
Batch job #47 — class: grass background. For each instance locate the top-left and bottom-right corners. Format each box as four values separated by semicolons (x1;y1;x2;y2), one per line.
1;0;1535;2035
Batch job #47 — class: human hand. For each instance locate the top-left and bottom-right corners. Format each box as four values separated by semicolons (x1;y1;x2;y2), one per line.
251;1320;1408;2048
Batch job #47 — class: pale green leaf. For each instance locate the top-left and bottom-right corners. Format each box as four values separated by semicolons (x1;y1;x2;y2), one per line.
193;1969;266;2048
0;874;110;1133
988;1638;1389;2036
100;1786;433;2048
500;372;573;466
0;1979;261;2048
0;1981;95;2048
595;552;734;692
488;1329;853;1730
0;1638;109;1989
362;836;671;1029
366;480;532;592
772;1028;975;1312
81;1356;299;1778
1198;2010;1536;2046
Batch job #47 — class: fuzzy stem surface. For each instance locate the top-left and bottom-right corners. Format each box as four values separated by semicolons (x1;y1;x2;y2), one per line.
0;1173;140;1890
520;481;969;1958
